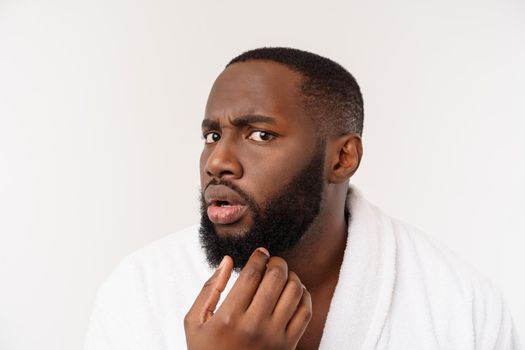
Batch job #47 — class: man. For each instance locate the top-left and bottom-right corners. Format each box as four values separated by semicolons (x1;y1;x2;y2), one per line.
85;47;519;349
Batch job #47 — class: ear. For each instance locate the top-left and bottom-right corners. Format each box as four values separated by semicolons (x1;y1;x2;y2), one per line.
327;134;363;184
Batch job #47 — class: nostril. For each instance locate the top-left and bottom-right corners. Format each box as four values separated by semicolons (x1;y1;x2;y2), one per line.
206;170;233;177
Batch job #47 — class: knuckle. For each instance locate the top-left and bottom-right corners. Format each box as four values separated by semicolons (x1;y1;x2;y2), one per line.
267;265;287;282
217;313;235;328
268;256;288;270
299;307;313;323
288;271;303;286
288;279;304;298
243;266;263;281
303;289;312;307
240;321;261;341
301;290;313;322
303;288;312;300
288;270;300;282
286;271;302;287
201;277;215;291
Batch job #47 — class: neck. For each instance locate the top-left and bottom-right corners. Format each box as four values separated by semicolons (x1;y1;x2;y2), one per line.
280;188;349;293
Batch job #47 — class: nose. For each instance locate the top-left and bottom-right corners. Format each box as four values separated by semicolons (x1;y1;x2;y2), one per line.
204;137;243;180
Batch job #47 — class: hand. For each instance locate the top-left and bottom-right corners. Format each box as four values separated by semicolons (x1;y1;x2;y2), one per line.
184;248;312;350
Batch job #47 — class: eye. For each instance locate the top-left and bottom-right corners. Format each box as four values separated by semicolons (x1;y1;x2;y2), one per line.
248;130;275;142
203;132;221;144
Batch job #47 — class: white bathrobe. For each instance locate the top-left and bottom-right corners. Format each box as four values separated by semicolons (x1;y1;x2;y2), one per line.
85;185;520;349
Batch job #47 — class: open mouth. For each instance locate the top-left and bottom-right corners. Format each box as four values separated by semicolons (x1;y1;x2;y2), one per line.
207;200;247;225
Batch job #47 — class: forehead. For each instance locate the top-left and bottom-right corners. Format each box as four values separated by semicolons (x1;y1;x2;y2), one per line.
204;60;308;125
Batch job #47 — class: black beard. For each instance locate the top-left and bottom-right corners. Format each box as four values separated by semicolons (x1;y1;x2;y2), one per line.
199;140;326;272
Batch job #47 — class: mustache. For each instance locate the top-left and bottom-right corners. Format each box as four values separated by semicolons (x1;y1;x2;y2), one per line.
203;178;259;210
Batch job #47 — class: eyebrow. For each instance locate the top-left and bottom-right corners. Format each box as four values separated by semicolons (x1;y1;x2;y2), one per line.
201;114;276;129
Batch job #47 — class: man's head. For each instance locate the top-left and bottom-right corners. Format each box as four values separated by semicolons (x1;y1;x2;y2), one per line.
199;47;363;270
226;47;364;138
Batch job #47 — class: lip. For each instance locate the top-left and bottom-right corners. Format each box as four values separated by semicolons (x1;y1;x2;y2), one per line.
204;184;248;225
207;204;247;225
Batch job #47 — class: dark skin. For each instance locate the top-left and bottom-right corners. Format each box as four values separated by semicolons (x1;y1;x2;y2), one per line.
184;60;363;350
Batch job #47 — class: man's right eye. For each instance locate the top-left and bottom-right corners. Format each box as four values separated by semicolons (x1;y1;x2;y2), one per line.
203;132;221;144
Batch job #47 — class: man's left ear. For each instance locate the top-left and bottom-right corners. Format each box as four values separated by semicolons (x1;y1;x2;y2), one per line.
327;134;363;184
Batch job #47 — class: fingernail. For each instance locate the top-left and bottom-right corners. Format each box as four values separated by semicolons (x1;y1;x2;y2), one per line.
256;247;270;258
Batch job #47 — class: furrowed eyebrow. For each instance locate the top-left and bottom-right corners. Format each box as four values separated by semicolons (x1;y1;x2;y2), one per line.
201;114;276;130
230;114;276;127
201;119;220;130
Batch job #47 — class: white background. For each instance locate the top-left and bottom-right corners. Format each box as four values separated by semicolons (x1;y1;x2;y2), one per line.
1;0;524;349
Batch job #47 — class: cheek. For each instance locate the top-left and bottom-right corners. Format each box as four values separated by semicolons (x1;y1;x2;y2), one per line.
199;150;208;184
239;148;305;203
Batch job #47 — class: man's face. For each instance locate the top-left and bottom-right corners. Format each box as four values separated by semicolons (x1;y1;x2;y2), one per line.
199;61;326;270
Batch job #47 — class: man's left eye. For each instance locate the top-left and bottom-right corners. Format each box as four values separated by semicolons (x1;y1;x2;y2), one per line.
248;130;275;142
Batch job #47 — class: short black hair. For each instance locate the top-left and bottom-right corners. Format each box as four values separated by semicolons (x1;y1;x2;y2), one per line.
226;47;364;138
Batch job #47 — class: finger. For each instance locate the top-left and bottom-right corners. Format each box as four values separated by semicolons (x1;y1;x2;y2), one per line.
216;247;270;314
271;271;304;327
285;286;312;344
187;256;233;325
248;256;288;319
